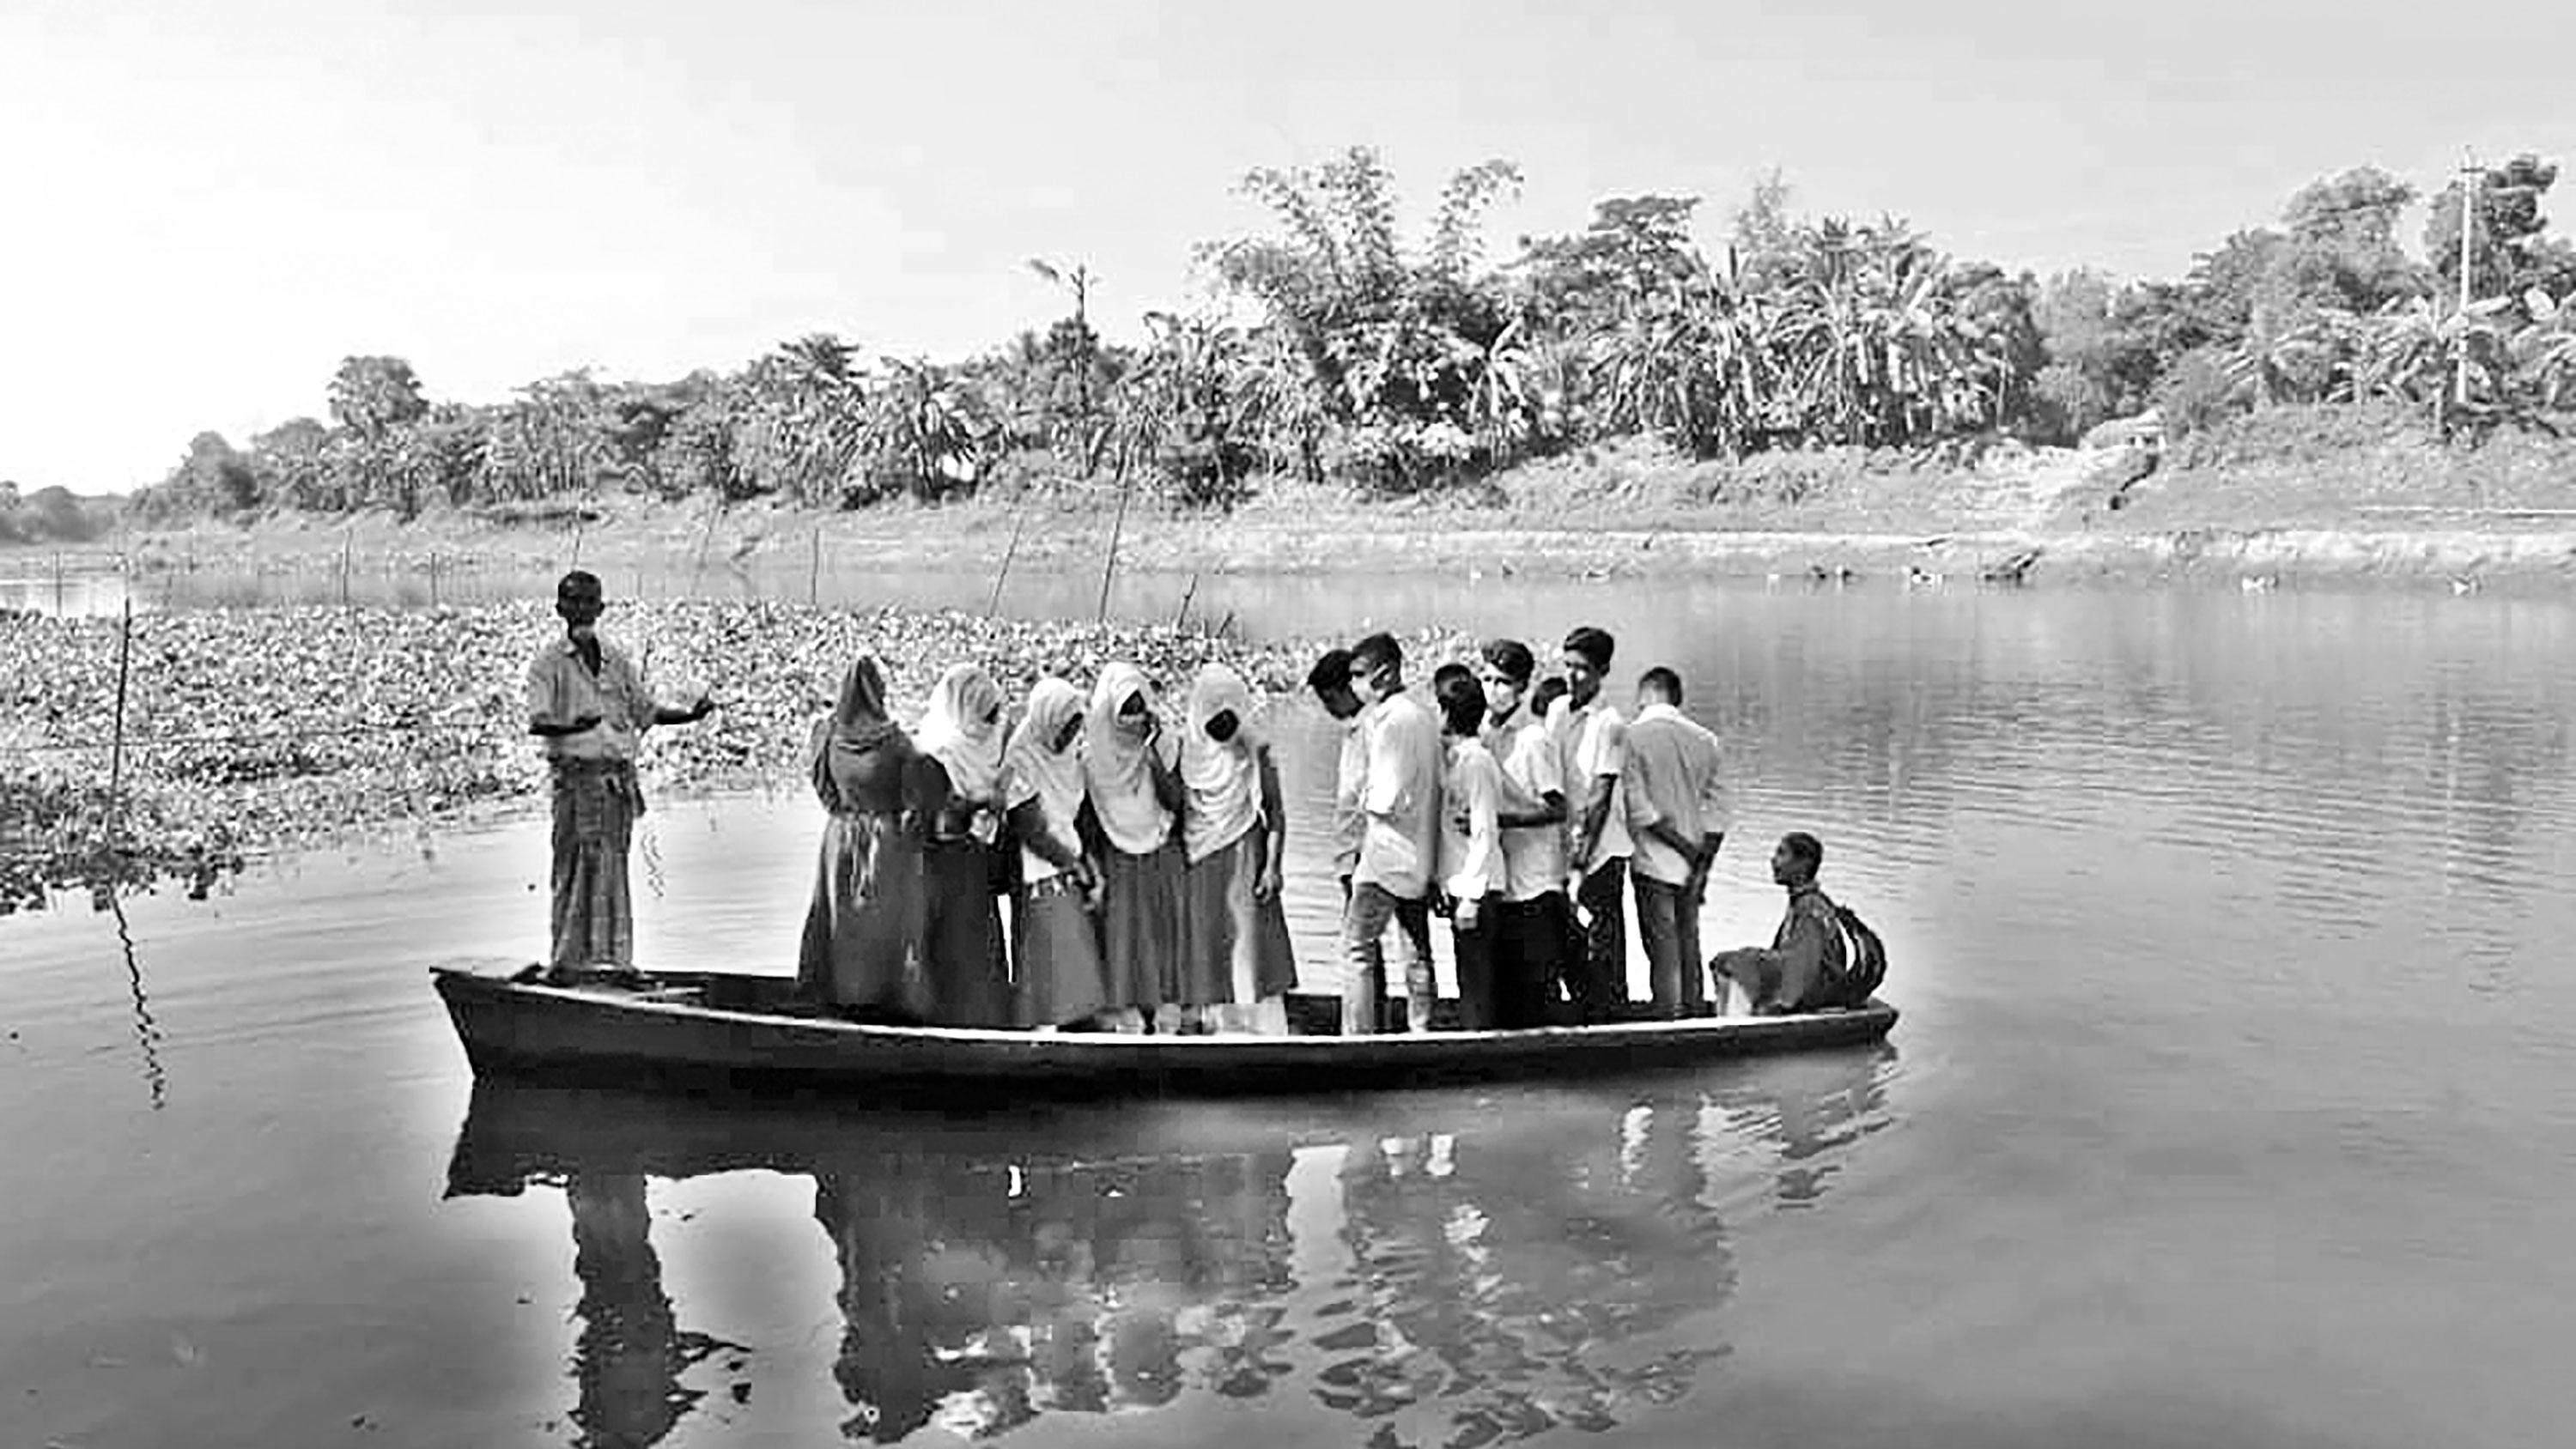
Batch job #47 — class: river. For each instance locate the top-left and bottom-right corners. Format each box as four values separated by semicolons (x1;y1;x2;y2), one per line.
3;571;2572;1448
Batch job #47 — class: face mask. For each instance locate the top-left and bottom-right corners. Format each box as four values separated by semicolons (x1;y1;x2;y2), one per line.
1205;711;1239;744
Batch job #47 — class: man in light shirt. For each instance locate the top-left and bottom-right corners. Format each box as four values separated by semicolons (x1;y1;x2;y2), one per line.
1623;666;1729;1019
1477;638;1569;1028
1548;625;1632;1023
525;570;714;982
1305;648;1368;893
1435;670;1509;1029
1341;632;1442;1034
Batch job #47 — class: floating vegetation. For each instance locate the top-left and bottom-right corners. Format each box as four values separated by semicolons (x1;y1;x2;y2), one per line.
2;600;1462;913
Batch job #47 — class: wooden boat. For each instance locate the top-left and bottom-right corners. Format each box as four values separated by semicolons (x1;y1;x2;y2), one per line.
432;960;1898;1095
431;958;1898;1097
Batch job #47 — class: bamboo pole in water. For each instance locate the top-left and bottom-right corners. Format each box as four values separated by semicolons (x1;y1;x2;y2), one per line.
987;504;1031;617
107;599;134;840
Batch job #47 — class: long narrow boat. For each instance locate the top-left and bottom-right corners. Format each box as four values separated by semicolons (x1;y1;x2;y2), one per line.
432;958;1898;1097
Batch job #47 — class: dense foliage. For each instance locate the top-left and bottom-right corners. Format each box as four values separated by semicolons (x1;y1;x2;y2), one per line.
0;482;119;545
124;149;2576;520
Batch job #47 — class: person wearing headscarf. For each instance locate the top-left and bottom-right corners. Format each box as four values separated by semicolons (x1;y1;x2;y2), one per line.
1080;663;1186;1031
796;654;939;1019
914;663;1012;1027
1176;663;1297;1034
1002;676;1112;1030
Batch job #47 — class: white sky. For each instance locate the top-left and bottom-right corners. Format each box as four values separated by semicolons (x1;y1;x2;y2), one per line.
3;0;2567;493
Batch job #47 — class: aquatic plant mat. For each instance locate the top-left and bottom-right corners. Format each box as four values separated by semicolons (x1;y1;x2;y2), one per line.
2;600;1455;913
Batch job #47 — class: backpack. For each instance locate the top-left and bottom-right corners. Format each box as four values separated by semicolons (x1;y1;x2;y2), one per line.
1830;902;1887;1007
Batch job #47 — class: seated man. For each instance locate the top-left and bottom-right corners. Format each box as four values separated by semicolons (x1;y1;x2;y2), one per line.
1708;831;1846;1015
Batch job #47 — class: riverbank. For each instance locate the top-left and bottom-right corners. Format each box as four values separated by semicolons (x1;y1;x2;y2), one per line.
0;601;1456;912
64;427;2576;592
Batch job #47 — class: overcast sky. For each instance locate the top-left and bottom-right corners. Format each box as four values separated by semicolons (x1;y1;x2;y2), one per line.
3;0;2566;494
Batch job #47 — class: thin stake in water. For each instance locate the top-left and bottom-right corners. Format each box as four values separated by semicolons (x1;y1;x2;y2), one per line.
107;598;134;815
988;504;1030;616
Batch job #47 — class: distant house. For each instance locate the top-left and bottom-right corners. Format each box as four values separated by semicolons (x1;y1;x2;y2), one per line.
2080;409;2165;454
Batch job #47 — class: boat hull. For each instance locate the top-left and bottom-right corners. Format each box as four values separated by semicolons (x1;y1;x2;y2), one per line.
432;960;1899;1098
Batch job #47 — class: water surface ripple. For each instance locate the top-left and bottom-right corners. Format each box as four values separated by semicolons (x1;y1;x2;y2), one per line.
3;579;2572;1448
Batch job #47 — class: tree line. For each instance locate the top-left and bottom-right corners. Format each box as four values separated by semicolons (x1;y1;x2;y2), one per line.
134;148;2576;521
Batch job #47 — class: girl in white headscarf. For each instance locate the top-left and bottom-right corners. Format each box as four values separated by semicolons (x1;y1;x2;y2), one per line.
1176;664;1297;1034
913;663;1010;1026
1001;676;1111;1029
1081;662;1185;1028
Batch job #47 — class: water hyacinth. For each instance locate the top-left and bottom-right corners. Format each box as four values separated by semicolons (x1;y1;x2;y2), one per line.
1;601;1467;912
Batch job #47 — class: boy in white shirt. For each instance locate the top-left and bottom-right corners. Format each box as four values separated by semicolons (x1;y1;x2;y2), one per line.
1623;665;1729;1018
1437;670;1508;1030
1546;625;1632;1023
1477;639;1570;1028
1340;632;1442;1034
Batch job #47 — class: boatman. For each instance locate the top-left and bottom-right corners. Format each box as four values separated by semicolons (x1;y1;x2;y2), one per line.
526;570;714;982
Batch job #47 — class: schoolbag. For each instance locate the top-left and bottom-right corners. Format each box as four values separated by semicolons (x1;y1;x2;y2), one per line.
1831;902;1887;1007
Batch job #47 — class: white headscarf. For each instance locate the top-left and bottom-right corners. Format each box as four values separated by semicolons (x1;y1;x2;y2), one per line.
1180;663;1263;863
915;663;1005;803
1005;676;1086;879
1082;662;1174;856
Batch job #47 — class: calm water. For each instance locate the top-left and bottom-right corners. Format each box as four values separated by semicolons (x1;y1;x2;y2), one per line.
6;575;2574;1448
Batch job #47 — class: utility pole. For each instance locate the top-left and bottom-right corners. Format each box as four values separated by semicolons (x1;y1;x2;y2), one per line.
1029;259;1098;474
2453;150;2481;413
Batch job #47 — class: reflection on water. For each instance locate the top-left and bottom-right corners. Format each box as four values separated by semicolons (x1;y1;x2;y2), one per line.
106;894;168;1110
563;1173;745;1449
9;579;2576;1449
445;1047;1896;1446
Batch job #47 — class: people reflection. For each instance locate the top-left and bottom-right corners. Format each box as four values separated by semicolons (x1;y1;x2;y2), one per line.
812;1155;1023;1443
453;1047;1894;1446
564;1172;738;1449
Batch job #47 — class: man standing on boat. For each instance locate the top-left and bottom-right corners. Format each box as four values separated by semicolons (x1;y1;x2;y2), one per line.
1622;666;1728;1019
1476;639;1570;1028
526;570;714;982
1306;648;1367;898
1341;633;1441;1034
1550;626;1632;1022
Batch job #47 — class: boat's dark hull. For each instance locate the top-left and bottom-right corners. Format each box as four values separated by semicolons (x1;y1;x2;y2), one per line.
431;960;1899;1098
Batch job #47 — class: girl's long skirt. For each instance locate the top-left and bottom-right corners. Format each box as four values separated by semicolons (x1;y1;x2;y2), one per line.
796;811;928;1020
1178;830;1297;1030
920;837;1009;1027
1012;873;1110;1028
1097;840;1184;1014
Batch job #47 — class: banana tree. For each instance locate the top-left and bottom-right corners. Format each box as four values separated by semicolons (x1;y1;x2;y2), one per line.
2509;290;2576;414
862;357;999;502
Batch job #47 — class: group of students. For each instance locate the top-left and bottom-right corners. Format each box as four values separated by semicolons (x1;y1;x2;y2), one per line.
1310;626;1849;1036
526;569;1855;1034
793;650;1297;1033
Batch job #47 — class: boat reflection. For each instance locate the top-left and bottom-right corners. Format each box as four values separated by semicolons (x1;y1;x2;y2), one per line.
445;1045;1897;1446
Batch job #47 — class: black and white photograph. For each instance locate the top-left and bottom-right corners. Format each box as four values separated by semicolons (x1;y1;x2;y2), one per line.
3;3;2570;1446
